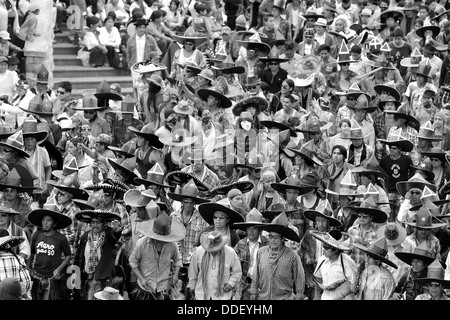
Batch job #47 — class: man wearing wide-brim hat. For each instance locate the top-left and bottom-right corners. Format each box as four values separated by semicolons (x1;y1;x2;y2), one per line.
129;210;185;300
73;207;123;300
128;125;165;175
352;237;398;300
111;94;144;149
233;208;269;300
309;229;356;300
414;258;450;300
27;204;72;300
249;211;305;300
72;92;111;138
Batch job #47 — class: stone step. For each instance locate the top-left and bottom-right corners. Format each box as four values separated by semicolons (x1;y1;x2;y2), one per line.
53;54;83;66
54;31;72;43
53;43;78;55
70;87;134;100
53;65;129;78
52;75;133;91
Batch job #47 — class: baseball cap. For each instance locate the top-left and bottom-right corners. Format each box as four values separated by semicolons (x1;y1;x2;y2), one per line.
227;188;243;199
0;31;11;40
94;133;113;145
164;108;176;119
0;56;8;64
8;56;20;66
110;83;122;95
222;26;232;35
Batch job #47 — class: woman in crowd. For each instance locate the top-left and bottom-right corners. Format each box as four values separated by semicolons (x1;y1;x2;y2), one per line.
99;15;122;67
83;15;108;68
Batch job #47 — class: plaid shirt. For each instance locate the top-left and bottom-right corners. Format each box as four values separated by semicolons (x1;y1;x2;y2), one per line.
357;265;395;300
0;251;32;297
234;236;269;281
347;223;378;266
58;201;86;260
415;292;450;300
170;208;209;265
402;233;441;262
387;126;419;152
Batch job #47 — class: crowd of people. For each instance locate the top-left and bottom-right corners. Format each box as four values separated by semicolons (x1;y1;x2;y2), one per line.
1;0;450;301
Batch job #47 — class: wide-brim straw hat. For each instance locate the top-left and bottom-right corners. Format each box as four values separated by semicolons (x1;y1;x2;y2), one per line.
232;95;269;116
164;171;209;191
0;234;24;250
376;222;406;247
310;230;351;251
233;208;269;231
200;231;228;252
28;209;72;229
209;181;255;197
47;180;89;200
136;217;186;242
75;210;121;223
94;287;124;300
198;202;244;227
416;25;440;39
303;209;342;227
353;242;398;269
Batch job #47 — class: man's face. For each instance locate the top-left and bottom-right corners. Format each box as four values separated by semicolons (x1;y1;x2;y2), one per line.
36;82;48;93
84;110;96;120
351;51;361;60
393;36;403;46
95;141;105;153
136;135;146;148
137;25;147;36
91;218;105;234
361;15;370;23
0;212;11;226
247;48;257;59
282;97;293;112
354;109;367;122
351;138;363;148
192;160;204;173
42;215;56;232
24;137;37;150
266;17;275;30
271;7;280;17
418;9;428;19
285;189;299;203
56;86;70;101
230;195;244;209
0;62;8;73
246;226;260;242
319;50;330;61
315;216;329;232
207;95;218;107
269;61;279;71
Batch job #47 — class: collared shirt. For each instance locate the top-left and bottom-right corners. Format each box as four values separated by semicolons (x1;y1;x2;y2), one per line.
0;251;32;298
170;208;209;264
358;265;395;300
403;233;441;262
136;34;146;63
188;245;242;300
347;223;378;266
24;146;51;191
251;245;305;300
129;237;182;293
88;116;111;138
234;236;267;281
313;252;357;300
58;201;84;259
415;292;450;300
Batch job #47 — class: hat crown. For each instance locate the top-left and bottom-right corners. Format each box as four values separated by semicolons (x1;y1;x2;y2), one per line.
367;238;389;258
146;200;161;220
417;120;436;138
152;211;172;236
301;171;320;187
121;94;135;112
341;170;357;187
3;168;23;188
181;179;200;197
359;196;378;209
384;222;400;241
416;58;433;77
28;95;52;114
22;115;39;134
366;183;379;195
121;157;136;171
96;80;111;94
298;140;319;158
337;40;352;62
248;32;262;43
5;130;24;150
100;287;120;300
37;65;49;83
245;208;263;223
414;206;434;227
271;211;290;227
315;199;334;216
413;241;433;258
88;190;103;208
145;162;165;184
43;196;58;211
63;158;79;176
283;176;301;188
204;230;224;251
347;82;362;93
425;259;446;280
349;121;364;139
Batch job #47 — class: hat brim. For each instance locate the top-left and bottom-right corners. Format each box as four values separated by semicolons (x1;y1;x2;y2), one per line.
94;92;123;101
75;210;121;223
353;243;398;269
0;182;35;193
107;158;138;184
172;35;208;47
395;251;434;266
232;96;269;116
235;41;271;57
378;100;401;112
173;104;195;115
197;89;232;109
28;209;72;229
23;131;48;144
136;218;186;242
376;223;407;247
209;181;255;196
47;181;89;200
257;224;300;242
259;58;290;64
0;142;29;158
416;25;440;39
374;85;401;101
303;210;343;227
287;147;323;167
164;171;209;192
128;127;164;149
72;199;96;211
93;291;124;300
300;13;326;20
0;236;25;249
159;135;197;147
212;66;246;74
346;206;387;223
310;230;351;251
347;105;377;113
233;221;270;231
132;60;167;75
134;177;171;189
400;57;420;68
19;107;56;117
200;232;228;252
414;277;450;289
107;146;135;159
378;138;415;152
352;167;388;180
198;202;244;226
396;181;437;197
260;120;297;137
271;183;314;196
167;192;210;204
84;183;127;194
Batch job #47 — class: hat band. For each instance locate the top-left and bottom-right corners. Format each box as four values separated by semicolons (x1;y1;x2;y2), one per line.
153;225;171;236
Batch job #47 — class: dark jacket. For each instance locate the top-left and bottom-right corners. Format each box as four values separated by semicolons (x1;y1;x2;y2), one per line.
74;227;122;281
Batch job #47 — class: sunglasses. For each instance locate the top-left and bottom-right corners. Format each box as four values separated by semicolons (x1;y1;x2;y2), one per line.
247;85;257;90
410;191;421;195
428;283;442;288
358;213;370;219
213;216;227;220
57;191;68;197
56;90;66;94
269;62;279;65
4;188;17;193
2;149;13;153
0;213;9;217
84;111;96;114
304;36;313;39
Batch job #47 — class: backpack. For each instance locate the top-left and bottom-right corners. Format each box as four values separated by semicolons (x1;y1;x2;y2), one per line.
112;49;128;69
